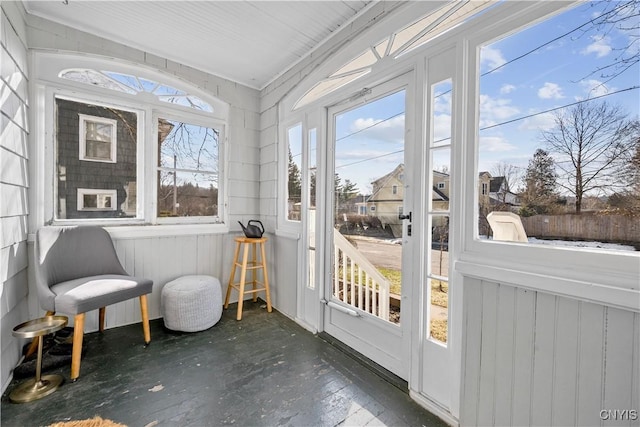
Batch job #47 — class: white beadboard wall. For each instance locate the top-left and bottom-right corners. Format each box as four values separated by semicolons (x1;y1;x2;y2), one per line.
0;1;30;392
461;277;640;427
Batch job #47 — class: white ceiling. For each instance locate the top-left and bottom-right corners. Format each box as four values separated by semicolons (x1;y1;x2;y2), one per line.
23;0;373;90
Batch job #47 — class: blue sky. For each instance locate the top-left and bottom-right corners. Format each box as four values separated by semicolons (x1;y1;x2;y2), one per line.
328;1;639;195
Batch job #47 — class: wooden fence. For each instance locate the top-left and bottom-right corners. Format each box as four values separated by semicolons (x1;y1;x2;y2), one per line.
520;214;640;244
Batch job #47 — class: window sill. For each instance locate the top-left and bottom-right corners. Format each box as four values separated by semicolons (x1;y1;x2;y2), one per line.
105;223;230;239
455;248;640;312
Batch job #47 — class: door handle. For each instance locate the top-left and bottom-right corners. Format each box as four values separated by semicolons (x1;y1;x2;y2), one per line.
398;212;412;221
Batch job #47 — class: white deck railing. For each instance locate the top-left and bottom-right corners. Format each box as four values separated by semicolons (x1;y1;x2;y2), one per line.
333;230;390;320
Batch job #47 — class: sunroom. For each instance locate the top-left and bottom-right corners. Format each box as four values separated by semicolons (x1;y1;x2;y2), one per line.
1;1;639;426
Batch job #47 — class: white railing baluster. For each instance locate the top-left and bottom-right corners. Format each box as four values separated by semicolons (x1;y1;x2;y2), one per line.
332;230;391;321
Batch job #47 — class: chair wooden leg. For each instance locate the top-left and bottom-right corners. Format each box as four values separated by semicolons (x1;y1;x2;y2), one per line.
71;313;85;381
25;311;55;358
140;294;151;345
99;307;106;332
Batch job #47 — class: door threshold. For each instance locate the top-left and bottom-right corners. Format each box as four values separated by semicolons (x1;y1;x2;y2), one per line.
317;332;408;393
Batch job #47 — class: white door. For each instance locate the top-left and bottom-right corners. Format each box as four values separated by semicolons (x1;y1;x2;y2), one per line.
322;74;415;380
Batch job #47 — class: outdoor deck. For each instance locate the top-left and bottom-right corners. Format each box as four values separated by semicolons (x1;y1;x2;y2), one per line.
1;301;446;427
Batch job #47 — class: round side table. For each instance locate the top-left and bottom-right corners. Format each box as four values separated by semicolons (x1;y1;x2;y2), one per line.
10;315;68;403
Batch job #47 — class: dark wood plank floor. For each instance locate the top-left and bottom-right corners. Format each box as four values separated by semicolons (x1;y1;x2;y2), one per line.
2;301;447;427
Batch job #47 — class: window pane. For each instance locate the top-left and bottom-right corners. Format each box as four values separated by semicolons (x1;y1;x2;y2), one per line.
157;171;218;217
432;148;450;212
56;98;137;219
157;118;220;218
428;277;448;343
430;215;449;280
287;124;302;221
308;128;317;290
477;2;639;253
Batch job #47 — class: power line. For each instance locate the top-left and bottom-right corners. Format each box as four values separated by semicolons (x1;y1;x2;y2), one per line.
480;86;639;131
336;111;404;142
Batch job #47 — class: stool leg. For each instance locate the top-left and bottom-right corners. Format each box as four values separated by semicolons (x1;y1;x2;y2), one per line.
236;243;250;320
224;241;241;309
261;241;272;313
251;242;258;302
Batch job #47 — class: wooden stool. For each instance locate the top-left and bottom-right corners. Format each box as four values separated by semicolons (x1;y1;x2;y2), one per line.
224;236;272;320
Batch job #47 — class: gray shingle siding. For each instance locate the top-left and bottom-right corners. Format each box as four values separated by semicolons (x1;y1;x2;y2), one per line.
56;98;138;219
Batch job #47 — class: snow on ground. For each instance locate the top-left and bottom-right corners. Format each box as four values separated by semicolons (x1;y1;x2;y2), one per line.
480;235;637;252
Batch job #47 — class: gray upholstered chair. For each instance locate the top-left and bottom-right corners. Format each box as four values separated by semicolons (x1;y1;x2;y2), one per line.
32;226;153;380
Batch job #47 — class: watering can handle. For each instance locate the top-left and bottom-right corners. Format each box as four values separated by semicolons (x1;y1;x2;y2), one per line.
248;220;264;234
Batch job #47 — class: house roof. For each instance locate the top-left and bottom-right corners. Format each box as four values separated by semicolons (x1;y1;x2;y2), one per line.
21;1;374;90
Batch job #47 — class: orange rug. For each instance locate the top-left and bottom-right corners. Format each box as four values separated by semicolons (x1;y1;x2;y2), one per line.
49;416;126;427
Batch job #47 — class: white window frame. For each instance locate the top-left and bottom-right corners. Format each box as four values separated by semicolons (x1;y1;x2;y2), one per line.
33;52;230;236
153;110;226;225
456;1;639;311
437;182;446;190
77;188;117;211
78;114;117;163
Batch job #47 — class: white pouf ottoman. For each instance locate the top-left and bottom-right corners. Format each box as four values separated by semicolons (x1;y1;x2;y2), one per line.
161;275;222;332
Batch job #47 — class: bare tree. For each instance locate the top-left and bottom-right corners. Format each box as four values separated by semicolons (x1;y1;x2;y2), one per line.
577;0;639;86
541;100;635;213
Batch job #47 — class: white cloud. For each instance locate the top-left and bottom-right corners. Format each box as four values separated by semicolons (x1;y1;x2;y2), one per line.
538;82;564;100
479;94;520;128
581;35;612;58
519;111;557;131
579;79;616;98
433;114;452;143
480;46;507;71
500;84;516;95
479;136;516;152
349;115;405;143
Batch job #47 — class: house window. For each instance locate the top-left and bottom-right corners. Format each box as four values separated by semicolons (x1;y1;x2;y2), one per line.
79;115;117;163
77;189;117;211
481;182;488;195
398;206;403;215
370;206;376;212
437;182;446;190
392;185;398;195
45;56;229;226
476;2;638;253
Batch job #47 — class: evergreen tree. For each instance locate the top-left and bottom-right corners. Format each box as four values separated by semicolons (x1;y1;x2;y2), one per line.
288;147;302;204
520;149;558;215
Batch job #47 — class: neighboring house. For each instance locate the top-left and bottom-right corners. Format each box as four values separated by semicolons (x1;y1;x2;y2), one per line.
56;98;138;219
478;171;520;210
367;164;405;233
367;164;451;236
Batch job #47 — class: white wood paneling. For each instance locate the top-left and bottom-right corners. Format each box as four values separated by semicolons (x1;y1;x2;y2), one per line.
603;308;635;426
511;288;536;426
577;302;606;427
22;1;372;89
462;278;640;427
0;1;30;394
476;281;498;426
